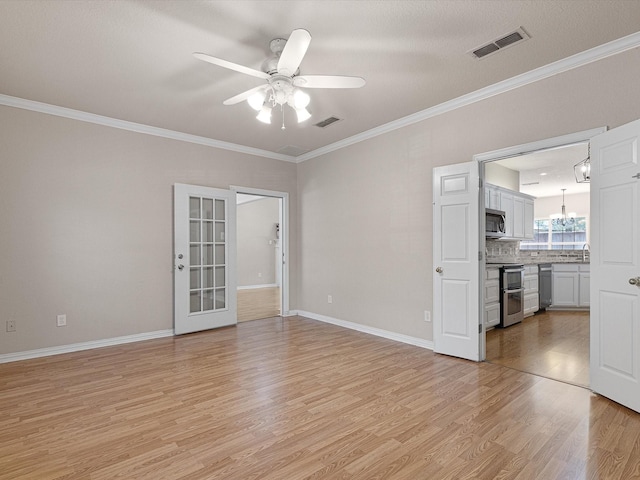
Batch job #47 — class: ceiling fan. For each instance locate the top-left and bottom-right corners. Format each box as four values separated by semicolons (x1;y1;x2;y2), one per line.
193;29;366;128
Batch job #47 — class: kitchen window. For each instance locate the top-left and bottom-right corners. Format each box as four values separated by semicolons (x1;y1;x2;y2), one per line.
520;217;587;250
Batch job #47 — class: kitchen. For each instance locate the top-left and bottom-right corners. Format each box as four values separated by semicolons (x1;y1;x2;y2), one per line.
483;142;591;387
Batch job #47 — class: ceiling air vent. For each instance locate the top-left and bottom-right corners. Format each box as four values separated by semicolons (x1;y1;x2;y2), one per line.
469;27;530;60
277;145;309;156
314;116;342;128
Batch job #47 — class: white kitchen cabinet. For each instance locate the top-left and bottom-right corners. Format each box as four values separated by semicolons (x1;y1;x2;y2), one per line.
485;183;535;240
523;265;539;317
552;264;589;308
485;184;500;210
513;196;525;239
579;264;590;307
524;199;534;239
484;267;500;328
499;191;514;238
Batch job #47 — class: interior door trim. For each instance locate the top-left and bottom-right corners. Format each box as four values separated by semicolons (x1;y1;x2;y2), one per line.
230;185;290;316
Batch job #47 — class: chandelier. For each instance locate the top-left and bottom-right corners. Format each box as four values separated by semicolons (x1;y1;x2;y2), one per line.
551;188;575;227
574;143;591;183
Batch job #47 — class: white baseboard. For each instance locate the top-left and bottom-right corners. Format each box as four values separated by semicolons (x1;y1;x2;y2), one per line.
0;329;174;364
237;283;279;290
293;310;434;350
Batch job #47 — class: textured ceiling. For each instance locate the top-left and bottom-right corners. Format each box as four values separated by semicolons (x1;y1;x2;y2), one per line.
1;1;639;158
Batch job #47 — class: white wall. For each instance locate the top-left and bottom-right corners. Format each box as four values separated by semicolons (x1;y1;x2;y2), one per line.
0;106;297;354
237;197;280;286
297;47;640;342
485;162;520;191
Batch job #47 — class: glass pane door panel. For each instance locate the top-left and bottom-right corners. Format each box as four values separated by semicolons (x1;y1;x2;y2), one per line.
215;266;225;287
203;267;214;288
203;289;214;310
203;221;214;242
190;268;201;289
215;245;225;265
190;291;201;313
190;221;200;242
203;245;214;265
215;199;225;220
202;198;214;219
215;222;225;242
189;245;201;266
215;289;226;309
187;195;227;315
189;197;201;218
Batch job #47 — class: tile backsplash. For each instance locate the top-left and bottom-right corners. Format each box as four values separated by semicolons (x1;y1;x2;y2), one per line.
485;239;589;264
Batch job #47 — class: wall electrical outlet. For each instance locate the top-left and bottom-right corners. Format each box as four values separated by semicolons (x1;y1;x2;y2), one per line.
56;314;67;327
424;310;431;322
258;272;262;278
327;295;333;304
6;320;16;332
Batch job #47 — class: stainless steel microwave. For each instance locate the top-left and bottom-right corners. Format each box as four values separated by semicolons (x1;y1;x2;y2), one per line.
486;208;506;238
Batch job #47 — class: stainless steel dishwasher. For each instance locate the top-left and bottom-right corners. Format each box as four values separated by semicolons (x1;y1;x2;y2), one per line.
538;263;552;309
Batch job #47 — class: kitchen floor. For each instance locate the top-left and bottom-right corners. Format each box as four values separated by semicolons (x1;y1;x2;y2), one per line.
486;310;589;387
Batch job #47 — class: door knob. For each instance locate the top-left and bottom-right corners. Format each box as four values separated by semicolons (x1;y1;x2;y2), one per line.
436;267;443;273
177;264;184;271
629;277;640;286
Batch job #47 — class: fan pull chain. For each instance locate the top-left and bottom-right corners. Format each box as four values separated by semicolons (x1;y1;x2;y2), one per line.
281;104;286;130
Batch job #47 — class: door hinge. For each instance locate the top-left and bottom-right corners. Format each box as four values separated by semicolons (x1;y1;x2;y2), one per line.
479;178;483;188
478;251;483;261
479;324;483;333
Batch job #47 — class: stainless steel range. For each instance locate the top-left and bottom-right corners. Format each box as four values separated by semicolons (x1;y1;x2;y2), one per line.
499;264;525;327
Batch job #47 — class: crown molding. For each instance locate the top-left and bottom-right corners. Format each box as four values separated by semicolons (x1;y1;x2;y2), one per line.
295;30;640;163
0;94;296;163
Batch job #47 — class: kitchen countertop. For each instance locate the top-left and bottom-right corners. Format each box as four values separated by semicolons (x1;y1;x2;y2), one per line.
486;261;589;268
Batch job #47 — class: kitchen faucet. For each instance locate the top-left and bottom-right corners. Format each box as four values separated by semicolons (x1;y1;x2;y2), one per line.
582;243;590;262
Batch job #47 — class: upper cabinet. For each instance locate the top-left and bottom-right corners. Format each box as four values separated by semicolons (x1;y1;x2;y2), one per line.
485;183;535;240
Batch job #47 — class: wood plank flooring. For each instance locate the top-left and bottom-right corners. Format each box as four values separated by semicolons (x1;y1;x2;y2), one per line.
1;316;639;479
486;310;590;387
237;286;280;322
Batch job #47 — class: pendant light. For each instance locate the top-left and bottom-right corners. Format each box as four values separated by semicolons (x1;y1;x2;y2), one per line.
574;143;591;183
551;188;575;227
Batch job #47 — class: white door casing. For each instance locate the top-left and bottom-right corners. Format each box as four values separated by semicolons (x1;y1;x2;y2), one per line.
433;162;481;361
174;184;237;335
231;185;290;316
590;119;640;413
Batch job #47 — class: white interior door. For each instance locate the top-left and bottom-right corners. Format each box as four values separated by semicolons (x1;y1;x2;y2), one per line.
590;118;640;413
433;161;481;361
174;184;237;335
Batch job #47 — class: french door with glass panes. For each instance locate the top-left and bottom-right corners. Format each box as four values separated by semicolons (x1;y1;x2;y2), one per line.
174;184;236;335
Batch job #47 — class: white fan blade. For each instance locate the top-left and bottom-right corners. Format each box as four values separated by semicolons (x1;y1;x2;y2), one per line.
193;52;269;80
223;85;269;106
277;29;312;77
293;75;366;89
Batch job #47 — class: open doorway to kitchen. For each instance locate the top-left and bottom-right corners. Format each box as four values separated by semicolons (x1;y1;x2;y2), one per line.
235;191;285;322
481;138;592;387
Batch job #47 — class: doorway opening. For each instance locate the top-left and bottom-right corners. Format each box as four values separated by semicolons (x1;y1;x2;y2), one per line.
477;128;602;387
232;186;289;322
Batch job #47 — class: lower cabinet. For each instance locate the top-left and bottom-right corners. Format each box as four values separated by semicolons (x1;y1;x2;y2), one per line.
484;267;500;328
552;263;590;308
523;265;539;317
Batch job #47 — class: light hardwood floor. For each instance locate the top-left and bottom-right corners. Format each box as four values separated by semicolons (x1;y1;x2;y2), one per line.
2;316;639;479
237;286;280;322
486;310;590;387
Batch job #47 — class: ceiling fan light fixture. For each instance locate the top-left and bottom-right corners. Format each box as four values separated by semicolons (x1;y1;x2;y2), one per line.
247;91;266;111
295;107;311;123
256;105;272;124
292;88;310;109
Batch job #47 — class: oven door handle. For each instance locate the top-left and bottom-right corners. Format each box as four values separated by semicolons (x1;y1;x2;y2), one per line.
504;288;524;294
